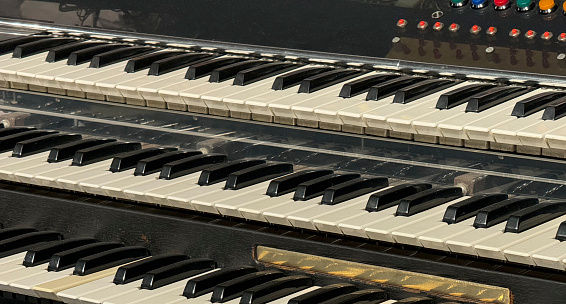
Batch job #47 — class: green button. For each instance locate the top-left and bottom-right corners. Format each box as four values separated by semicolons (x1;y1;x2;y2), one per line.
451;0;465;3
516;0;532;7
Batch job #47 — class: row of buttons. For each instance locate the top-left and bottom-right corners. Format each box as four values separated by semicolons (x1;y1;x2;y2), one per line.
450;0;561;13
398;19;566;41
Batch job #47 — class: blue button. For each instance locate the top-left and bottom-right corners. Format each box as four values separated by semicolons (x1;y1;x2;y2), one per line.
471;0;487;5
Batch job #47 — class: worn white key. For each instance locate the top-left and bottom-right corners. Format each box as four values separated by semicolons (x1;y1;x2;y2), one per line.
102;173;160;199
244;86;303;119
528;120;566;150
531;241;566;270
35;160;113;188
337;206;398;238
503;229;562;266
36;62;92;89
0;263;49;292
56;273;117;304
78;279;142;304
166;182;232;210
391;197;470;247
0;151;50;181
190;181;271;214
0;53;55;82
55;62;129;93
362;82;470;133
115;69;188;100
236;194;298;222
474;215;566;260
13;267;75;297
291;194;373;231
56;165;116;192
445;222;507;256
262;197;321;226
365;200;461;242
122;172;201;205
337;95;396;128
78;170;135;196
14;159;73;185
417;218;476;251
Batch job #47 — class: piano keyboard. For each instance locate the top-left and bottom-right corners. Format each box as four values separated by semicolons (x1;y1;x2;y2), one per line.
0;226;447;304
3;34;566;156
0;126;565;273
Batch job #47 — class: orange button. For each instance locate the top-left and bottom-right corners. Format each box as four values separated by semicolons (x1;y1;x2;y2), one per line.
563;0;566;10
539;0;555;10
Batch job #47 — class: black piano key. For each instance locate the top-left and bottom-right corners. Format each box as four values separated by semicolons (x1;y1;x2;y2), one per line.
465;86;529;112
393;79;455;104
266;170;334;197
288;283;358;304
233;62;298;86
183;266;258;298
23;238;96;267
210;270;284;303
12;38;77;58
0;231;62;255
148;53;214;76
0;35;49;55
67;44;130;65
134;150;202;176
436;83;496;109
511;92;566;117
542;98;566;120
294;173;360;201
48;138;116;163
321;177;389;205
318;289;387;304
338;74;400;98
0;228;36;241
72;142;142;166
46;41;108;62
555;221;566;241
124;51;185;73
159;153;227;180
366;183;432;212
185;57;248;80
0;127;36;137
366;76;426;101
0;130;58;152
209;60;269;83
89;46;156;68
396;187;463;216
443;194;508;224
272;67;333;90
73;246;150;276
141;258;216;290
298;69;364;93
198;159;266;186
114;254;188;284
12;133;82;158
110;147;177;173
225;162;293;190
394;297;434;304
505;202;566;233
473;197;539;228
239;275;314;304
48;242;124;271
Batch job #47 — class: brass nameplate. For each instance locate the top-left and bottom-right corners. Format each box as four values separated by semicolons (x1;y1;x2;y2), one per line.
256;246;511;304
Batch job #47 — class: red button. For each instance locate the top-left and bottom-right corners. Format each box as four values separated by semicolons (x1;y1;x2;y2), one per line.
494;0;509;5
398;19;405;25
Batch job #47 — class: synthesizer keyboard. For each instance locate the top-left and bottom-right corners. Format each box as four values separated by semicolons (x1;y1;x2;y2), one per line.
2;34;566;157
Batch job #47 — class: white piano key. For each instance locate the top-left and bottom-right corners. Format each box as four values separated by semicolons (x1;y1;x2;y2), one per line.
0;152;51;181
102;173;160;199
14;159;73;185
417;218;476;251
391;197;470;247
411;103;468;137
445;222;507;256
11;267;75;297
168;77;242;113
530;120;566;150
364;199;462;243
0;263;49;292
337;206;398;238
503;229;561;265
244;87;302;119
262;197;322;226
54;62;129;93
115;69;188;100
290;194;373;231
34;160;113;188
78;279;142;304
338;95;396;128
78;170;135;196
361;82;469;133
166;181;233;210
190;181;271;214
121;172;201;205
464;90;545;142
103;269;219;304
474;215;566;260
35;62;92;89
236;194;297;221
532;241;566;270
270;74;370;122
0;53;54;82
57;166;117;192
313;94;365;126
55;272;116;304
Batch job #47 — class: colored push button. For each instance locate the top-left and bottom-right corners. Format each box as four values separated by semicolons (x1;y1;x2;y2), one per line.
451;0;467;7
563;0;566;11
471;0;488;8
539;0;556;11
494;0;510;8
516;0;534;10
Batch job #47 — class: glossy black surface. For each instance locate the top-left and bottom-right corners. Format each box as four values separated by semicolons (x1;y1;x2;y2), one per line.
288;283;358;304
140;258;215;289
266;170;333;197
183;267;258;298
224;162;293;190
23;238;96;267
113;254;188;284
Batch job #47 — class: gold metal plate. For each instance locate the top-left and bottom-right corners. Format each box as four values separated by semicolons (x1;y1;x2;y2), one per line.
256;246;511;304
